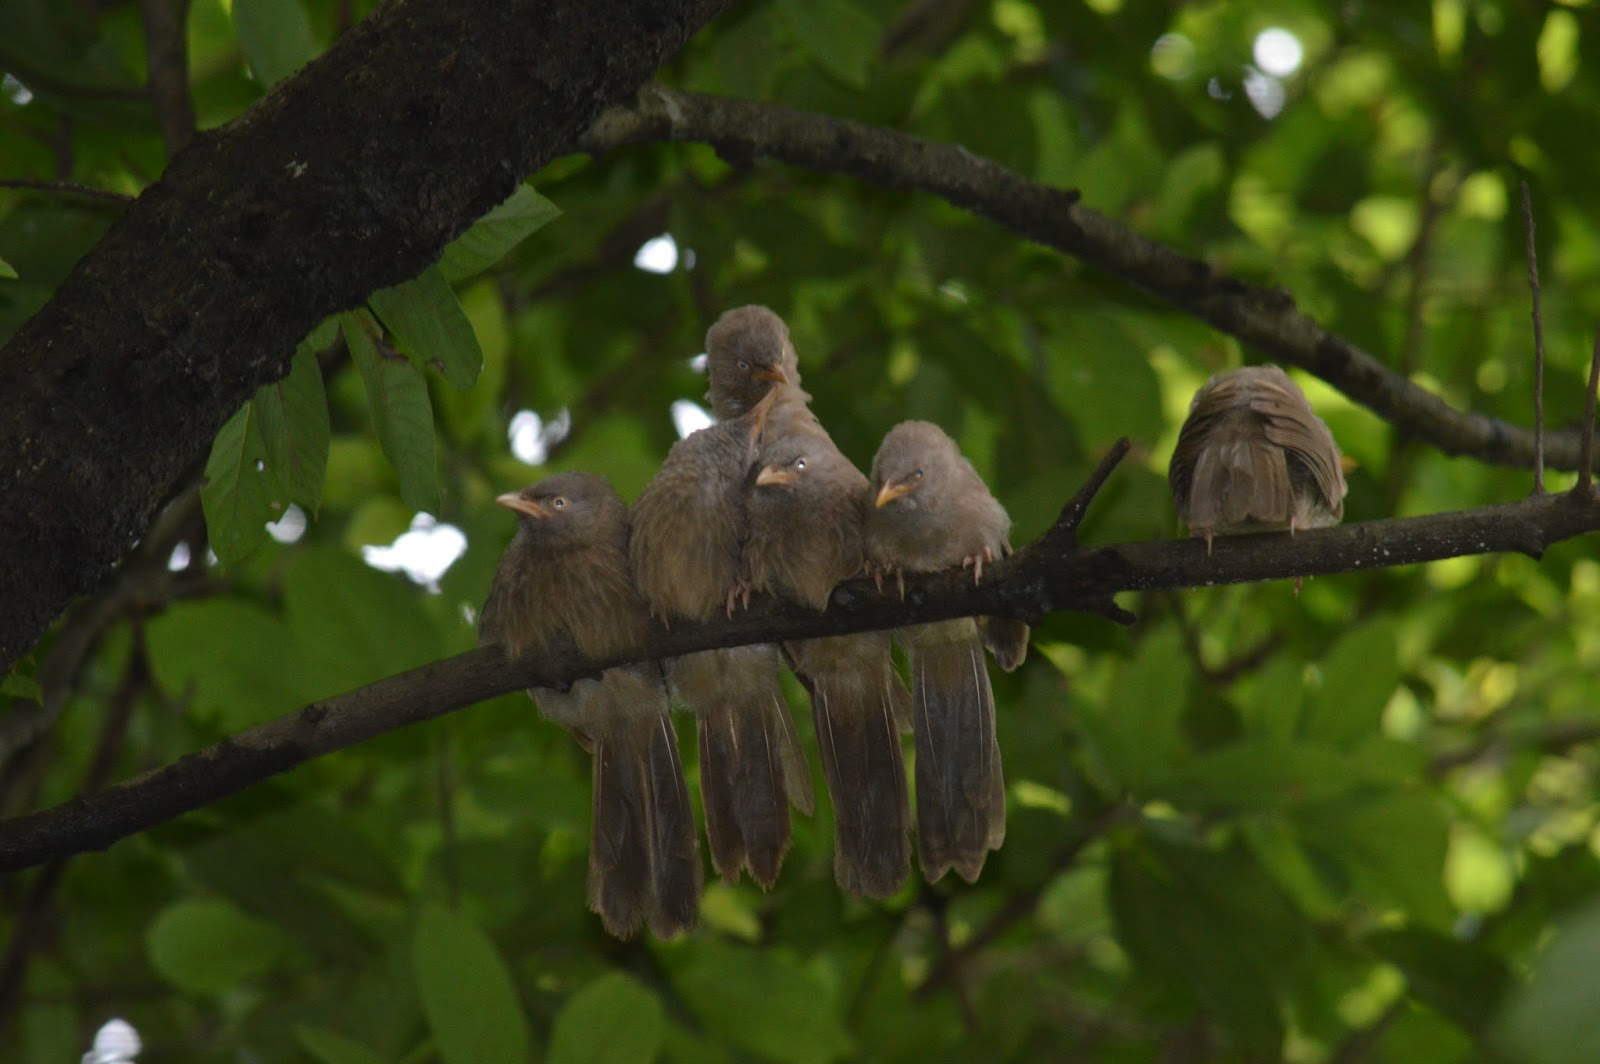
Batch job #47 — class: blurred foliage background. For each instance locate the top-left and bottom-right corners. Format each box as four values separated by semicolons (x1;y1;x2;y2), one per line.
4;0;1600;1061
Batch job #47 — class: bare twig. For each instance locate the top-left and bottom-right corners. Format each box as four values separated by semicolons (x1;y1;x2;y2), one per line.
1582;326;1600;494
1522;181;1546;493
584;87;1585;474
138;0;197;157
0;178;133;207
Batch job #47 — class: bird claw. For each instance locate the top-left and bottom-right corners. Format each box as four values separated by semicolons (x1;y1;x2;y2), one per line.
725;579;754;616
961;547;994;585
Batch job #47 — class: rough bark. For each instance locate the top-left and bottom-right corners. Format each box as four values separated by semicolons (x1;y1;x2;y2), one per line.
0;0;726;673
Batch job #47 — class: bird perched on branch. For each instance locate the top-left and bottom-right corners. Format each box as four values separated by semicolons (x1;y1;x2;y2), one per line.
631;384;814;889
479;472;701;939
747;418;913;900
866;420;1024;883
1169;365;1347;552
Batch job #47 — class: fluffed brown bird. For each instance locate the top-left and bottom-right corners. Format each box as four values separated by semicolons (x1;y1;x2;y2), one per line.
1169;365;1348;551
479;472;701;938
631;388;814;889
704;304;819;444
746;421;912;900
866;420;1023;883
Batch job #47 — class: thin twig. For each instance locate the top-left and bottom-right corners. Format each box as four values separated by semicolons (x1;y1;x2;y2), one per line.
0;178;133;206
1522;181;1546;493
1054;438;1131;534
1580;325;1600;494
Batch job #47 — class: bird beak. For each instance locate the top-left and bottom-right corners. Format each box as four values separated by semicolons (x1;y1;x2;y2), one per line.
875;479;916;509
756;465;797;487
748;387;780;439
496;492;549;519
754;364;789;385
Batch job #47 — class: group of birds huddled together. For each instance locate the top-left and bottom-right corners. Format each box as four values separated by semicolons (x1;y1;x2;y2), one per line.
479;304;1349;939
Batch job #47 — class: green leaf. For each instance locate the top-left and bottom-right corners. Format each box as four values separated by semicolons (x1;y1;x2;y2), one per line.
412;904;533;1064
145;599;302;728
368;265;483;390
440;185;562;282
201;402;286;564
1369;927;1509;1034
342;312;440;513
296;1027;388;1064
1496;899;1600;1064
775;0;877;89
549;972;664;1064
1;663;41;702
232;0;317;87
1295;791;1454;928
283;546;441;695
676;940;853;1064
0;254;17;280
1300;618;1400;746
1165;739;1401;810
1074;627;1188;795
253;340;330;514
146;898;286;994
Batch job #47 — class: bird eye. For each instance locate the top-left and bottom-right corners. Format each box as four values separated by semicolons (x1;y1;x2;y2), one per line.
794;458;807;470
551;497;567;509
737;359;751;371
913;468;924;479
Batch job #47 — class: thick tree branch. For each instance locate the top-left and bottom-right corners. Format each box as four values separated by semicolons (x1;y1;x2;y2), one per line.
581;87;1580;476
5;450;1600;873
0;0;727;675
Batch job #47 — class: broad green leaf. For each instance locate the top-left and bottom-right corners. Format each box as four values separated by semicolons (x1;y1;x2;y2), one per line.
440;185;562;282
412;904;532;1064
0;254;16;279
368;265;483;390
549;972;664;1064
296;1027;387;1064
775;0;877;89
146;898;286;994
676;940;853;1064
232;0;316;87
342;311;440;513
1295;791;1454;928
1369;927;1509;1034
201;402;286;564
145;599;302;728
1495;899;1600;1064
1165;739;1401;810
1300;618;1400;746
282;546;440;695
253;340;330;514
1073;627;1187;795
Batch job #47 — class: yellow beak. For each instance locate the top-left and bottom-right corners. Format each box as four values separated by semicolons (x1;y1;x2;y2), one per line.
496;492;549;519
875;480;916;509
756;465;797;487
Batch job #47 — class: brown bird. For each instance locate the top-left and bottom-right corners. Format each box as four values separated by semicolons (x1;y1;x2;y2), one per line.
704;304;819;443
746;421;912;900
866;420;1023;883
479;472;701;939
631;388;814;889
1169;365;1347;552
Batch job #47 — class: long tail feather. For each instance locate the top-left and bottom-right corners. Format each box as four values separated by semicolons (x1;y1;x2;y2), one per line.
911;635;1005;883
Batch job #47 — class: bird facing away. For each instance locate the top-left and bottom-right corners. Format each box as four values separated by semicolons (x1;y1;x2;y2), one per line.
479;472;701;939
630;387;814;889
746;420;912;900
866;420;1023;883
1168;365;1348;552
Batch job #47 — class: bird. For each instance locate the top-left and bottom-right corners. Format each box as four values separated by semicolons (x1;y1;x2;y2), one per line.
479;471;701;938
746;419;913;900
704;304;818;442
630;386;814;889
866;420;1024;883
1169;365;1347;552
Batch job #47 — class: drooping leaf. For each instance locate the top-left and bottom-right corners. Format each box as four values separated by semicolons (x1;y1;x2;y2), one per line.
368;265;483;390
1495;899;1600;1064
295;1026;388;1064
0;253;17;279
201;402;287;564
253;340;330;514
232;0;317;87
412;904;533;1064
146;898;286;994
774;0;877;89
342;311;440;513
440;184;562;282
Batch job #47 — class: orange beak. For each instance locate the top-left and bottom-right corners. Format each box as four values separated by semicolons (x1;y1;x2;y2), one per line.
875;479;916;509
754;364;789;385
496;492;549;519
748;386;780;441
755;465;797;487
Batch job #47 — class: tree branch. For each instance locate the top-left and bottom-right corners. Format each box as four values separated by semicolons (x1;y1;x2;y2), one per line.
581;87;1580;475
5;447;1600;874
0;0;728;675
